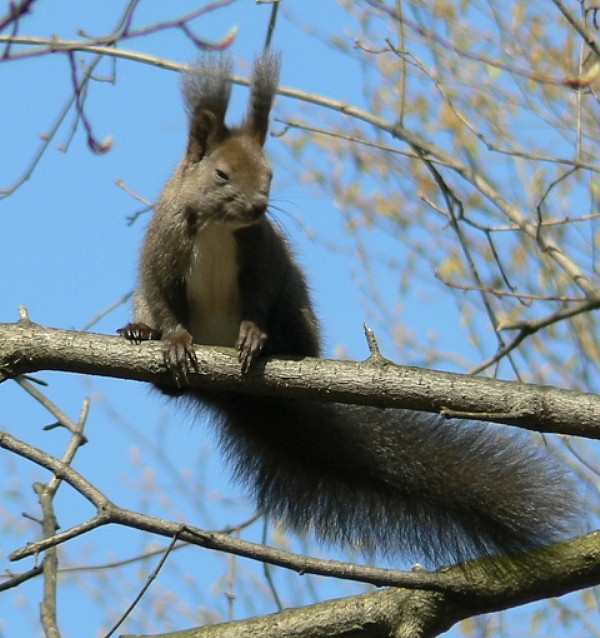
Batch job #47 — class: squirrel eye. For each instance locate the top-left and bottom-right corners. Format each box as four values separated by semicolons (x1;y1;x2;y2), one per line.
215;168;229;181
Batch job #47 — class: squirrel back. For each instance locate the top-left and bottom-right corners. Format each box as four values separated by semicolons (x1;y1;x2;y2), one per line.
119;52;579;567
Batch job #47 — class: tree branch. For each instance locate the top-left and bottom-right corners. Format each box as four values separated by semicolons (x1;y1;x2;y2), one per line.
121;588;462;638
1;319;599;438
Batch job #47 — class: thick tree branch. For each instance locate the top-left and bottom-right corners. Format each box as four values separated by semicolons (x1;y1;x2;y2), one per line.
122;588;463;638
1;319;599;438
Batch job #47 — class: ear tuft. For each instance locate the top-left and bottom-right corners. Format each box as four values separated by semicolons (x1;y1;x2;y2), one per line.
244;51;281;146
181;56;233;161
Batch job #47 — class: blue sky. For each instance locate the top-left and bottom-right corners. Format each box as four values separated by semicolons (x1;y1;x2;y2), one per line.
0;1;591;636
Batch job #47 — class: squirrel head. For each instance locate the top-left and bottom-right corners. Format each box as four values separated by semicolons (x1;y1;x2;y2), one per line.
175;52;281;229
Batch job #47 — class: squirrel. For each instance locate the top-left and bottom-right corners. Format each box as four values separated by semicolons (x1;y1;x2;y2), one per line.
118;52;578;567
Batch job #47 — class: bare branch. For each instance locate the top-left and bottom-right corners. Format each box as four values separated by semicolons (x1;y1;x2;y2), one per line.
0;566;43;592
104;535;180;638
549;0;600;59
0;0;38;46
35;482;60;638
66;51;111;154
366;0;600;86
1;320;600;438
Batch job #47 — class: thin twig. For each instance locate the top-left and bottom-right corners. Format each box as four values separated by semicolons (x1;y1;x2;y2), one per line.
263;0;280;51
81;292;132;331
549;0;600;60
0;566;44;591
103;534;180;638
437;276;586;303
36;482;60;638
499;296;600;332
417;153;520;377
14;377;88;439
261;517;284;611
58;514;260;573
0;0;37;45
366;0;600;85
0;54;104;198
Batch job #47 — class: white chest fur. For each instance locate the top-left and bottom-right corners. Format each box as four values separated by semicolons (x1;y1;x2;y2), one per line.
185;224;241;347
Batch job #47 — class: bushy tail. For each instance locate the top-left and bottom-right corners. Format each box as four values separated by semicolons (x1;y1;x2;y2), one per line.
198;392;578;566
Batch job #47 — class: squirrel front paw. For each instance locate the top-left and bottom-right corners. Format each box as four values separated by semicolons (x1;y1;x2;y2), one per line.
161;329;199;387
236;320;268;374
117;322;161;344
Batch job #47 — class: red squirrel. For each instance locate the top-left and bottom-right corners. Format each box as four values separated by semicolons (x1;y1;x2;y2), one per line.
119;52;578;566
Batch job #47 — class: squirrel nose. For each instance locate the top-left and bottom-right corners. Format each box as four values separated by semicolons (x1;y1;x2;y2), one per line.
250;202;267;219
251;193;268;217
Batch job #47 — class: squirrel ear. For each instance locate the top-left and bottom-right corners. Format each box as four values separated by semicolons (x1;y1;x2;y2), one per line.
244;51;281;146
186;110;227;163
182;56;232;162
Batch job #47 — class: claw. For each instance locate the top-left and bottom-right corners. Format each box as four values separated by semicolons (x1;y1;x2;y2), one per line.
161;329;198;387
117;322;161;344
236;320;268;374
